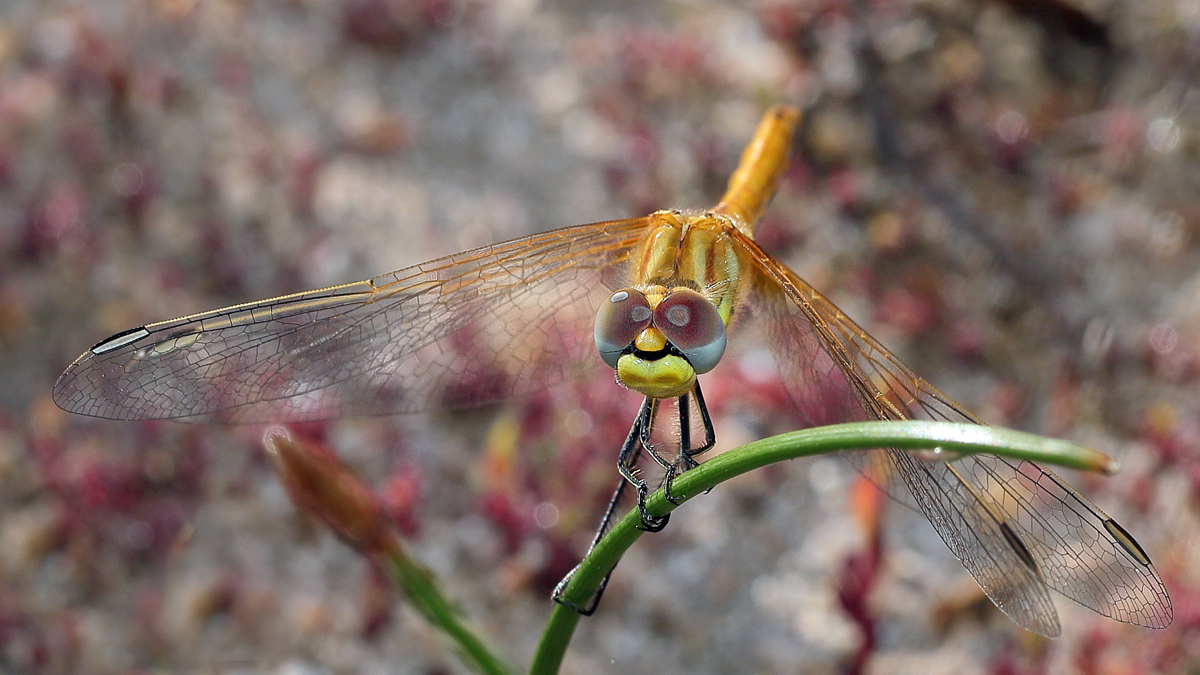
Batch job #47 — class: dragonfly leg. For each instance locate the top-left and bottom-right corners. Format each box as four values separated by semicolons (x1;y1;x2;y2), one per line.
552;562;612;617
611;397;668;532
551;397;666;615
663;383;718;505
551;476;629;615
642;395;675;473
687;382;716;460
659;394;689;506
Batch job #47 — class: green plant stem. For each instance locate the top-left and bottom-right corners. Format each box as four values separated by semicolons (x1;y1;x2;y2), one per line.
528;420;1115;675
376;538;516;675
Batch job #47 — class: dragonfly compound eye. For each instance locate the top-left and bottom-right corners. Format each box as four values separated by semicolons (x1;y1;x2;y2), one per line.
653;288;726;373
594;288;653;368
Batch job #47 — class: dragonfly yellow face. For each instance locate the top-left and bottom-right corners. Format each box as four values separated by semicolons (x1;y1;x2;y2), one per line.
54;106;1172;636
594;213;743;399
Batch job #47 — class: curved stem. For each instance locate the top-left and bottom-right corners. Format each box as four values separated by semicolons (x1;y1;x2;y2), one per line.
528;420;1115;674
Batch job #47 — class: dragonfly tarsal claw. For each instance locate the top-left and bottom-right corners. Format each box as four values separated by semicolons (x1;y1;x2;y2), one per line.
635;490;670;532
663;487;685;507
551;565;607;616
662;465;687;506
635;512;670;533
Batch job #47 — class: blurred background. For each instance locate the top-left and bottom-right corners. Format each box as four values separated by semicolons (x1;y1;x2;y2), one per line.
1;0;1198;673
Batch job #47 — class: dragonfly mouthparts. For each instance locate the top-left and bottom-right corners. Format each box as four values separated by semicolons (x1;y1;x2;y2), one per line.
629;345;677;361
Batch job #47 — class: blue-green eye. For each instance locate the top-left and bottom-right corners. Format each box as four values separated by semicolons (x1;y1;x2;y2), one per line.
594;288;652;368
653;289;726;373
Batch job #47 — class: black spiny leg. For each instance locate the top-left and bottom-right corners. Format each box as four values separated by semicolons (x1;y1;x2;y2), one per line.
619;398;670;533
687;382;717;459
551;471;630;615
552;385;717;615
643;394;676;474
662;382;716;505
552;396;664;615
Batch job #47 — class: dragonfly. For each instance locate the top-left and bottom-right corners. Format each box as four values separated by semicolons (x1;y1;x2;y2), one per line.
53;105;1172;637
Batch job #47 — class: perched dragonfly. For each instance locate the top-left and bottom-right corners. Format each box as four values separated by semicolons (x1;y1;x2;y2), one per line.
54;106;1171;636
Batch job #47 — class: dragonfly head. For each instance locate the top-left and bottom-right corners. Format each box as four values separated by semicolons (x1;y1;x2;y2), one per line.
594;286;727;398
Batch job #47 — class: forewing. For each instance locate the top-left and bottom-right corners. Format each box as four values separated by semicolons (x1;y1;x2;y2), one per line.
54;218;650;423
949;453;1172;628
728;228;1170;634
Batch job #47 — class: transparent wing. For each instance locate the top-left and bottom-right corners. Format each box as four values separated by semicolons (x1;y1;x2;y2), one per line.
54;218;651;423
728;228;1172;636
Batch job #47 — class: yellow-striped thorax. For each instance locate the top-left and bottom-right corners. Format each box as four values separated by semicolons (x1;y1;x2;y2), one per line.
593;210;746;399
